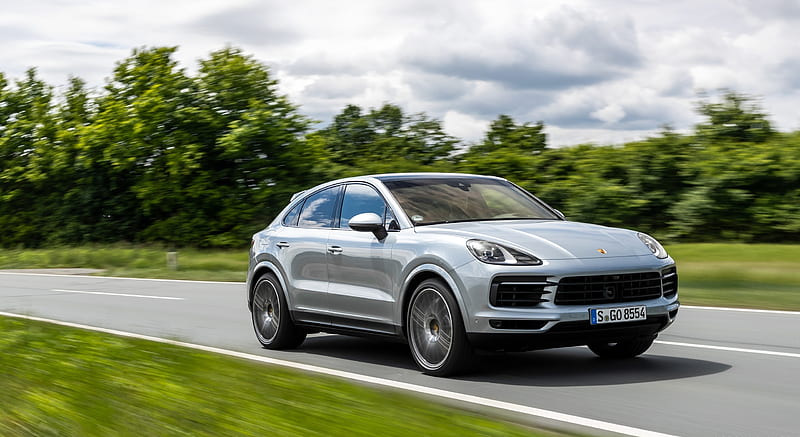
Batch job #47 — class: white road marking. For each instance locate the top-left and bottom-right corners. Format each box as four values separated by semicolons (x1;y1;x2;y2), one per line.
52;289;184;301
655;340;800;359
682;305;800;316
0;271;242;285
0;311;675;437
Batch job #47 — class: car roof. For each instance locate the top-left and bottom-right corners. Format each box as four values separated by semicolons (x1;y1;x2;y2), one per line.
289;173;508;202
371;172;506;182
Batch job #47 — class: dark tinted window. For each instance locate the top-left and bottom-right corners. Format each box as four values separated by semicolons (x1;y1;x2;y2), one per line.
298;186;340;228
340;184;386;228
282;202;302;226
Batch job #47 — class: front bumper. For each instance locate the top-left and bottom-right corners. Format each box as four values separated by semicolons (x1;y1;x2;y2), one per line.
468;305;679;351
452;255;680;350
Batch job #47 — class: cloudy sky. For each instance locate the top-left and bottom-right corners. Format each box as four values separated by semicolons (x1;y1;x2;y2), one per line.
2;0;799;145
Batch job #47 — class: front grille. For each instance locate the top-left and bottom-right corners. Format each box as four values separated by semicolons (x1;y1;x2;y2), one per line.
490;276;553;307
555;272;663;305
662;267;678;298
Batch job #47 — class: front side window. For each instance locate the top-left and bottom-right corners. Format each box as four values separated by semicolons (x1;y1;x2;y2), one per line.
339;184;386;229
298;186;340;228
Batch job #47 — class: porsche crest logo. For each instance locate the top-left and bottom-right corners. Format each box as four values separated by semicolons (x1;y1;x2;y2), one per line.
597;248;608;254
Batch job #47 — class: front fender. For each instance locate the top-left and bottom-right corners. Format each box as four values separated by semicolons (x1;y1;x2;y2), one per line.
398;263;472;333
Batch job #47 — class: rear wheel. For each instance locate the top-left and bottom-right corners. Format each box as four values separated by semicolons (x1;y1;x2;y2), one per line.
588;335;656;358
251;273;306;349
407;279;472;376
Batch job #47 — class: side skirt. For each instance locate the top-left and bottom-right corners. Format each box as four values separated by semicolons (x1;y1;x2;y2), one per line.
292;310;405;343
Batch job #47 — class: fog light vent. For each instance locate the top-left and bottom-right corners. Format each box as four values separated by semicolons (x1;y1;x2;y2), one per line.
489;320;548;330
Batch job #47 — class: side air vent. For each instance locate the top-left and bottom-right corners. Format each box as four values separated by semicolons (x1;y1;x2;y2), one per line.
662;267;678;299
490;276;553;307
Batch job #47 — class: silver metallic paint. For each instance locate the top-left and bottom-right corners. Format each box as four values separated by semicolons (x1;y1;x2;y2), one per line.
248;173;678;343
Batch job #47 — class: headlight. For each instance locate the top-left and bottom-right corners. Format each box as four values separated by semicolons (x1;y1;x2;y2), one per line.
637;233;668;259
466;240;542;265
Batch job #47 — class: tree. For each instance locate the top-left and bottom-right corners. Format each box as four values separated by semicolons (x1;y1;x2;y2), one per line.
0;69;58;246
74;46;195;243
695;90;775;144
457;115;548;186
470;115;547;155
311;103;458;173
191;47;316;246
39;77;97;244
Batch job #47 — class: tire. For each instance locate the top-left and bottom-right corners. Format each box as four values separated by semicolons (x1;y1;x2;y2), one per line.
251;273;306;349
588;335;656;359
407;279;472;376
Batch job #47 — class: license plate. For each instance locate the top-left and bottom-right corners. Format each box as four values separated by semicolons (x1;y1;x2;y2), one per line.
590;306;647;325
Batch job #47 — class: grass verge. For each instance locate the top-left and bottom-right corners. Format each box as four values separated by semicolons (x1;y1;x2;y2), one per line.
1;243;799;311
0;245;247;282
666;243;800;311
0;316;570;437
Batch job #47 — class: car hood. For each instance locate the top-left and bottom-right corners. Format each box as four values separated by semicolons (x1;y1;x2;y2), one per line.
414;220;652;260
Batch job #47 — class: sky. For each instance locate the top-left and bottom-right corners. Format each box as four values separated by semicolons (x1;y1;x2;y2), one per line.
1;0;799;146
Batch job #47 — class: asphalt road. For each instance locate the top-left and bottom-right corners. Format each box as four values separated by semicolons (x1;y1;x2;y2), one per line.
1;271;798;436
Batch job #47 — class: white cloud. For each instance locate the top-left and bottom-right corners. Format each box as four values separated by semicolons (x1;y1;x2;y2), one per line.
591;104;626;124
546;125;664;147
443;111;489;145
0;0;798;144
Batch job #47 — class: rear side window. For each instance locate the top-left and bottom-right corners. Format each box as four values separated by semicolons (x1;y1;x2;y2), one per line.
282;202;302;226
298;186;340;228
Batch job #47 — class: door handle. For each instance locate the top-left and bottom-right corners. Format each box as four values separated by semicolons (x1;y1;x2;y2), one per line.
276;242;290;248
327;246;343;254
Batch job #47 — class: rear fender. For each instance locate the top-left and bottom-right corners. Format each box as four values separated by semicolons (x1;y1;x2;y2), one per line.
248;260;291;310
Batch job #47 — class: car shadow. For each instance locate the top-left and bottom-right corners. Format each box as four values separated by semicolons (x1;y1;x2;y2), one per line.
298;334;732;386
462;347;732;386
298;334;417;370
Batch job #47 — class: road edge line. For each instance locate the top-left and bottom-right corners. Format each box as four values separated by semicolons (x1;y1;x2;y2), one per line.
680;305;800;315
655;340;800;358
0;271;243;285
0;310;675;437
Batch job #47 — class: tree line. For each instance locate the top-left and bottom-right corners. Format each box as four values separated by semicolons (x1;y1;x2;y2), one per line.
1;46;798;248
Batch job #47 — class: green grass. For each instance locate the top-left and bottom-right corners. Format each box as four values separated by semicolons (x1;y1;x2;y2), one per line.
665;243;800;311
1;243;799;310
0;316;569;437
0;245;248;282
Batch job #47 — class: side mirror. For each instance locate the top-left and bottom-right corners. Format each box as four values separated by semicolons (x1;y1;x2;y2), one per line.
349;212;388;240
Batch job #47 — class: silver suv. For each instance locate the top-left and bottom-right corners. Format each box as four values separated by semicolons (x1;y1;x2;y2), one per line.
247;173;679;376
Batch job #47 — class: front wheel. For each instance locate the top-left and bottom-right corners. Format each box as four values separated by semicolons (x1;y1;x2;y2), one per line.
251;273;306;349
588;335;656;359
407;279;472;376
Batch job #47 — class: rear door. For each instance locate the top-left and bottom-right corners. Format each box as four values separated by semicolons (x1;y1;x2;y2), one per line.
274;185;341;325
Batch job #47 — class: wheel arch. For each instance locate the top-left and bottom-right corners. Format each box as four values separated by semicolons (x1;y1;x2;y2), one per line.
248;261;290;311
399;264;469;339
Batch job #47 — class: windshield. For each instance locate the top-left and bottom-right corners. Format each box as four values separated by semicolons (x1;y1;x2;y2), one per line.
382;177;559;225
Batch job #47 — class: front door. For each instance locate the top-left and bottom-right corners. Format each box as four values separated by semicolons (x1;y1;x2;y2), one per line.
326;183;398;334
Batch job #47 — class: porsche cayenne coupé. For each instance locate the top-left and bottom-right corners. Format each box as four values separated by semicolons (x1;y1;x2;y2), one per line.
247;173;679;376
